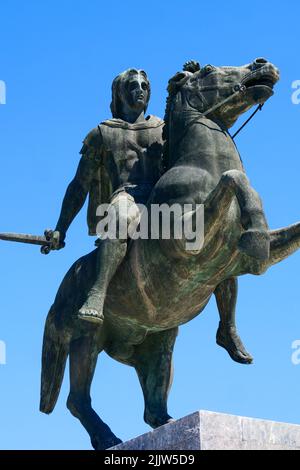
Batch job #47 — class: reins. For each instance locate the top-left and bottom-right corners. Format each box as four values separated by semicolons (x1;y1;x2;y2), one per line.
232;103;264;139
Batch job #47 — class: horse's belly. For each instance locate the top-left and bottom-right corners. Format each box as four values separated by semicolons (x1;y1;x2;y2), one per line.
105;237;233;330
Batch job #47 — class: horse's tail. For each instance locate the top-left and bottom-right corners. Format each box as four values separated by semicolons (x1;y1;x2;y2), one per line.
40;306;69;414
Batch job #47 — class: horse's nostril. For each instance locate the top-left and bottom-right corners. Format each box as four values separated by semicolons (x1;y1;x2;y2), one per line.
255;58;268;65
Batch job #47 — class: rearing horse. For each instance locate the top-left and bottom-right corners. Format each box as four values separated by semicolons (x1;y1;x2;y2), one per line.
40;58;300;450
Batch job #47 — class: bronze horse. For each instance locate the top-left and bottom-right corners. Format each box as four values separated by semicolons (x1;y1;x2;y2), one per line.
40;58;300;449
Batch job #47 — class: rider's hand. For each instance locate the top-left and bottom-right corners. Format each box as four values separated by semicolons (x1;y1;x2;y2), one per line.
44;229;66;251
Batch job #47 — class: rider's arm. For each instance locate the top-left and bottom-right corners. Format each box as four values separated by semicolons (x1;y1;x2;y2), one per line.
54;127;103;243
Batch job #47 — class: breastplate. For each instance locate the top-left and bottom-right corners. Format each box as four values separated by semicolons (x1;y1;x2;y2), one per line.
100;117;164;191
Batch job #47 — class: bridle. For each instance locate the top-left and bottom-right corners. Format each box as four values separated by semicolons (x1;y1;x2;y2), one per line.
171;83;264;147
195;82;264;139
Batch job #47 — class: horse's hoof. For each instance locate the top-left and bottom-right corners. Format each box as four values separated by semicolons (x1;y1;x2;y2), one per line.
91;435;123;450
216;324;253;365
78;307;104;324
144;411;175;429
238;229;270;261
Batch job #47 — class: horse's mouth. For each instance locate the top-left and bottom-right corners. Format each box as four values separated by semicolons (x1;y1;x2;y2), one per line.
243;73;279;91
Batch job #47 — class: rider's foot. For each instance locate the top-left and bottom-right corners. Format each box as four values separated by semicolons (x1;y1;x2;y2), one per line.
216;322;253;364
238;229;270;261
78;295;104;324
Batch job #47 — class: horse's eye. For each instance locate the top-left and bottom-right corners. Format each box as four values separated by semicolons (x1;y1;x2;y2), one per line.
204;65;214;74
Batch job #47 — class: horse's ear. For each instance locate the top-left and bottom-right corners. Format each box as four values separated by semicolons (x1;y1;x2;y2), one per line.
183;60;201;73
167;71;191;94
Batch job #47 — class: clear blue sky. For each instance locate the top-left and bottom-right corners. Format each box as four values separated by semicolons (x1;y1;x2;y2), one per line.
1;0;300;450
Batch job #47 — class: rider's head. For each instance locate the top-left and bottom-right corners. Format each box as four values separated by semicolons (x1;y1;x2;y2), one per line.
110;69;151;119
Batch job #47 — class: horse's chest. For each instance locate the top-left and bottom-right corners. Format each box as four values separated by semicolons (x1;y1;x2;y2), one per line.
184;125;244;175
216;140;243;173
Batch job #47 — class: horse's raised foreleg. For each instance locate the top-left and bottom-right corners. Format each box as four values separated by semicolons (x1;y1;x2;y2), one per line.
204;170;270;260
268;223;300;267
215;277;253;364
130;328;178;429
67;331;122;450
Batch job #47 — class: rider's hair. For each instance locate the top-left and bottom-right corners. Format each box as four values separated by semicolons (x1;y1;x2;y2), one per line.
110;69;151;118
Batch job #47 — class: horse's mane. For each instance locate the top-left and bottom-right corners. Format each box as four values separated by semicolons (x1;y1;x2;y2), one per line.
162;72;189;171
162;81;177;171
162;61;200;171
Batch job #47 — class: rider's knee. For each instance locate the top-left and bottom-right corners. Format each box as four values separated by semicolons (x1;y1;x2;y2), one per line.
115;203;141;238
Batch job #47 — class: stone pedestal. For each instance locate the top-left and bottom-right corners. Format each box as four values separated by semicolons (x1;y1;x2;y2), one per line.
110;410;300;450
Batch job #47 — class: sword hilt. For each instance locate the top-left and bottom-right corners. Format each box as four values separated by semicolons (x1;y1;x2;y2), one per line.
41;245;51;255
40;229;53;255
41;229;65;255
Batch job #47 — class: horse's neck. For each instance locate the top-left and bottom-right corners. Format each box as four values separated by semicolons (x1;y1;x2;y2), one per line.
168;113;243;175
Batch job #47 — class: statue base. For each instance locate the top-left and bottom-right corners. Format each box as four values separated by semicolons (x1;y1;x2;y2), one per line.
110;410;300;450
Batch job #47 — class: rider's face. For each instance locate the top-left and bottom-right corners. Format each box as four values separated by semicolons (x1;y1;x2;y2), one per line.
124;74;149;111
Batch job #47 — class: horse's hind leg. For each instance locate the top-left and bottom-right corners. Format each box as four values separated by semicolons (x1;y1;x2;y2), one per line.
204;170;270;260
67;331;122;450
215;277;253;364
130;328;178;429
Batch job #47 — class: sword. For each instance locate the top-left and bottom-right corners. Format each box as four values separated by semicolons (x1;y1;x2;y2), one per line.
0;230;64;254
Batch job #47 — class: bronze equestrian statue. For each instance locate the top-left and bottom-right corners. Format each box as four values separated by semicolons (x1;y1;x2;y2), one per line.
38;58;300;450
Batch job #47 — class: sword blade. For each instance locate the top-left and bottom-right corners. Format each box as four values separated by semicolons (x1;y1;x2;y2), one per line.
0;232;50;246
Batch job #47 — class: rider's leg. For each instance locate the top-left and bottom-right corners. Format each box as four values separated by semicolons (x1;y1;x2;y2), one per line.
215;277;253;364
78;193;141;323
78;239;127;323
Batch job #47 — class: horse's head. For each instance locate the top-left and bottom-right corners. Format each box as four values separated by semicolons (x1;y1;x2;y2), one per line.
167;58;280;129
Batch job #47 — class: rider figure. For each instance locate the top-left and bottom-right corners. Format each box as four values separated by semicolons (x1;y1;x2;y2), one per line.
51;69;164;323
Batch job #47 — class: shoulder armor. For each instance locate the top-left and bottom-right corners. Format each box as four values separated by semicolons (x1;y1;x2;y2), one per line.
80;126;103;155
